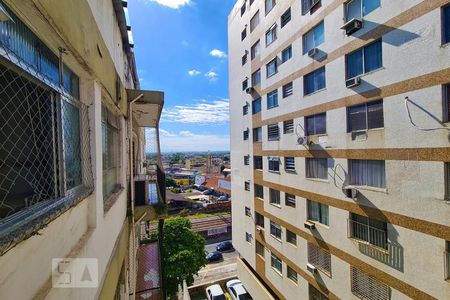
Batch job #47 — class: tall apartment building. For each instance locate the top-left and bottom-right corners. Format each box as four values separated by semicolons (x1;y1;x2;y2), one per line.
229;0;450;299
0;1;165;299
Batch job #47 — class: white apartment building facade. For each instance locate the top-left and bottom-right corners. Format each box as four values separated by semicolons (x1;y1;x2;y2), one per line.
0;1;164;299
229;0;450;299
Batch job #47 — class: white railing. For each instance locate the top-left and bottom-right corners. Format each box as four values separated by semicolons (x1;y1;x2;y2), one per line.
348;219;388;250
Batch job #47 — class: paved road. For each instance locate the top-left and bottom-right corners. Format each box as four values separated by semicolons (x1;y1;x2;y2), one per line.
192;240;238;287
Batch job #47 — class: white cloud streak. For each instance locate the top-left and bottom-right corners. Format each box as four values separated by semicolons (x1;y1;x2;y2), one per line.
188;69;201;76
209;49;227;59
162;99;229;124
143;0;192;9
159;130;230;152
205;70;218;81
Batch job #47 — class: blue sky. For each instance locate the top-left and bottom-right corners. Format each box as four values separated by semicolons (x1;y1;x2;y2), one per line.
129;0;235;152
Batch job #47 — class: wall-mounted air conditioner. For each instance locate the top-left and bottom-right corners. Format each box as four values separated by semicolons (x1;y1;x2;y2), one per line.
346;76;361;88
304;221;315;230
343;188;358;200
246;86;254;94
297;136;309;146
307;263;317;274
341;18;363;36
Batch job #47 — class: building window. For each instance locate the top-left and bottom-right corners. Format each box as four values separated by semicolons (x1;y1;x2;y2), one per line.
250;0;255;6
281;45;292;63
245;181;250;191
345;0;380;22
255;184;264;198
102;105;121;200
243;103;249;115
285;193;296;208
252;98;262;114
303;21;324;54
286;229;297;245
270;221;282;239
351;266;390;300
269;189;281;206
256;212;265;227
265;0;276;15
267;89;278;109
266;24;277;46
347;100;384;132
271;252;282;274
304;67;326;95
287;266;298;283
305;113;326;136
446;163;450;200
349;159;385;188
244;155;250;165
284;157;296;173
243;129;249;140
246;232;252;242
268;157;280;172
241;2;246;16
242;53;248;65
251;40;261;60
256;240;265;257
281;8;291;28
444;84;450;122
444;5;450;44
445;241;450;279
349;213;388;249
267;124;280;141
266;58;277;78
283;119;294;133
241;27;247;41
346;40;382;79
309;285;329;300
252;69;261;86
308;243;331;276
242;78;248;91
250;11;260;32
254;156;263;170
245;206;251;217
253;127;262;142
307;200;329;225
282;82;293;98
302;0;322;15
306;158;328;179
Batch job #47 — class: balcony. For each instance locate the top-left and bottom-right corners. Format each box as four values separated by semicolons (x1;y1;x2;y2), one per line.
348;219;388;251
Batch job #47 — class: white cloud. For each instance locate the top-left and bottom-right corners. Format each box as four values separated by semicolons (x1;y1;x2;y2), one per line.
205;70;218;81
188;69;201;76
209;49;227;59
158;129;230;152
162;99;229;124
144;0;192;9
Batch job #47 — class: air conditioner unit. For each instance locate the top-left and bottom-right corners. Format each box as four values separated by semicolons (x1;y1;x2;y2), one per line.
306;263;317;274
297;136;309;146
304;221;315;230
341;18;363;36
246;86;254;94
346;76;361;88
343;188;358;200
308;48;318;58
256;226;262;233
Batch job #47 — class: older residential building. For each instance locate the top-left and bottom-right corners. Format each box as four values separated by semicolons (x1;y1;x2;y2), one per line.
0;1;164;300
229;0;450;299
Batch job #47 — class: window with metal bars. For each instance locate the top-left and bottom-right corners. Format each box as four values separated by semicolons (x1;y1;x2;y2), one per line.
268;157;280;172
271;252;282;274
254;156;263;170
255;212;265;227
308;243;332;276
349;213;388;250
267;124;280;141
286;229;297;245
242;53;248;66
256;240;265;257
351;266;390;300
243;103;249;115
253;127;262;142
309;285;329;300
244;181;250;191
242;78;248;91
283;119;294;134
287;266;298;283
305;113;326;136
281;8;291;28
244;155;250;165
254;184;264;199
284;157;295;172
245;206;251;217
243;129;249;140
282;82;293;97
285;193;296;208
269;188;280;206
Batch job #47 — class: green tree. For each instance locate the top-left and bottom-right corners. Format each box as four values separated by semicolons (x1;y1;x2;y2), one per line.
165;176;177;187
160;217;206;296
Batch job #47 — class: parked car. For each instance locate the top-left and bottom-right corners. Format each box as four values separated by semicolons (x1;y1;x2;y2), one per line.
206;251;223;263
216;241;234;252
206;284;226;300
203;189;214;195
217;195;229;201
226;279;253;300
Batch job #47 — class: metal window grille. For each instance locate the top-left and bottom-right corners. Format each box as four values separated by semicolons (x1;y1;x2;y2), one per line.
285;193;296;208
309;284;329;300
283;82;293;97
244;181;250;191
270;221;281;239
269;188;280;205
254;184;264;198
243;104;249;115
242;53;248;66
308;243;332;276
351;266;390;300
256;240;265;257
285;157;295;172
283;119;294;134
243;129;249;140
245;206;251;217
244;155;250;165
287;266;297;283
286;229;297;245
242;78;248;91
268;124;279;141
270;252;282;273
348;214;388;250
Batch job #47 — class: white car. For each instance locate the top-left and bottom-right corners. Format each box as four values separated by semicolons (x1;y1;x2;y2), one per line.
206;284;226;300
226;279;253;300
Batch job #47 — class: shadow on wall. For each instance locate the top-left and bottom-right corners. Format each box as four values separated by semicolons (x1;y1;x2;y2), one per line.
354;20;421;47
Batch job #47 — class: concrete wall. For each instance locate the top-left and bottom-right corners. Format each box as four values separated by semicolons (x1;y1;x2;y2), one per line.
229;0;450;299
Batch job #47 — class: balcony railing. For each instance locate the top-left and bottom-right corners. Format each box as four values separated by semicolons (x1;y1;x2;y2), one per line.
445;251;450;280
348;219;388;251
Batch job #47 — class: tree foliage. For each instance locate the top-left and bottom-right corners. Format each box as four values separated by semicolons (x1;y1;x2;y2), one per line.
160;217;206;296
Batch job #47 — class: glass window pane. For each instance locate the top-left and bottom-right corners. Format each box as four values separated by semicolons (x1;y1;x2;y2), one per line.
445;6;450;44
304;30;315;53
346;49;364;79
348;104;367;131
315;113;327;135
364;40;382;73
305;116;315;136
363;0;380;16
62;100;82;190
367;100;384;129
315;22;325;47
347;0;362;21
316;67;326;91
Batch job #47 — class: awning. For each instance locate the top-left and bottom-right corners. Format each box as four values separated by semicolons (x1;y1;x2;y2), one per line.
127;89;164;128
